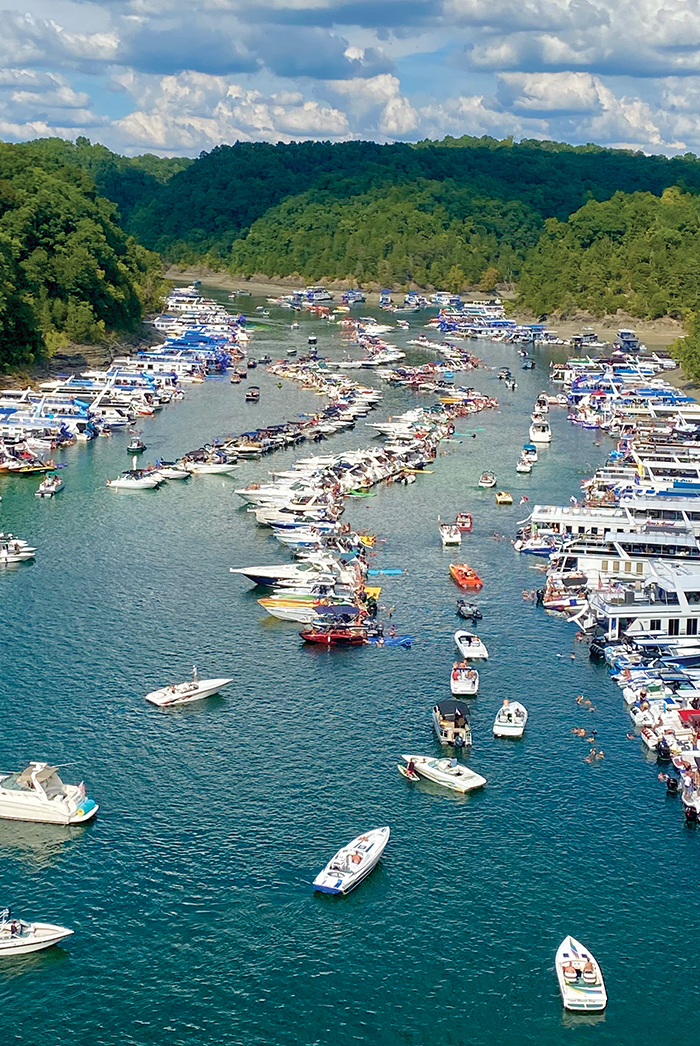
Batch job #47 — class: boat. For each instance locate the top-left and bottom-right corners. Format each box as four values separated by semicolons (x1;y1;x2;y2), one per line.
184;461;239;475
449;564;483;590
455;512;473;532
495;491;513;505
493;699;528;738
127;437;146;453
299;625;368;645
529;419;552;443
145;667;233;707
432;699;472;746
456;599;482;621
245;386;260;402
230;373;242;384
0;909;73;956
400;755;486;793
153;461;190;480
516;457;532;474
439;523;461;546
398;764;419;781
0;762;98;824
35;474;64;497
313;827;390;894
455;630;489;659
478;471;496;488
523;443;538;462
555;936;607;1012
106;470;161;490
247;358;257;368
450;663;479;695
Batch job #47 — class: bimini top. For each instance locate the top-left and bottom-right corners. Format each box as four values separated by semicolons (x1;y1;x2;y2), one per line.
16;763;59;787
435;699;470;721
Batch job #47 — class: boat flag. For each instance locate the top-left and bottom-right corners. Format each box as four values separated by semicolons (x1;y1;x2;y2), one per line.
519;496;529;505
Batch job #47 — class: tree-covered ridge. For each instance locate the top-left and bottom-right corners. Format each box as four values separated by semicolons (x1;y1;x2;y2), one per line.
518;188;700;319
228;180;541;287
125;138;700;261
0;141;164;369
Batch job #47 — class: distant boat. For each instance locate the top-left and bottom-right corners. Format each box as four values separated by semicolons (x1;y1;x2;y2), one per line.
449;563;483;590
127;437;146;454
478;471;496;488
0;909;73;956
245;386;260;402
400;755;486;794
495;491;513;505
145;667;233;707
439;522;461;546
493;699;528;738
455;629;489;660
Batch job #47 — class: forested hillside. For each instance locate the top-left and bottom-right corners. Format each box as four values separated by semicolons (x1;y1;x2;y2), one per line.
0;141;164;369
125;138;700;264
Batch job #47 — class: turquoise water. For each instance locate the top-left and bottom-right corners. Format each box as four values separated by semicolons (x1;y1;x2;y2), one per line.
1;295;698;1044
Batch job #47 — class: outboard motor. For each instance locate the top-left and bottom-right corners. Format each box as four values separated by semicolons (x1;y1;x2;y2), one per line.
684;803;698;823
589;641;606;661
454;734;465;748
656;739;672;763
666;777;679;796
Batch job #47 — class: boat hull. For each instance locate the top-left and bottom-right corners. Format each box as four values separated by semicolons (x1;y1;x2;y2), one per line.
0;923;73;956
0;797;98;825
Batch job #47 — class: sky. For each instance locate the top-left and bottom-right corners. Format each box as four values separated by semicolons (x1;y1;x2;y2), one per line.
3;0;700;156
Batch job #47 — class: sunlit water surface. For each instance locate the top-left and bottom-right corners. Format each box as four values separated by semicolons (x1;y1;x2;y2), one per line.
0;292;697;1045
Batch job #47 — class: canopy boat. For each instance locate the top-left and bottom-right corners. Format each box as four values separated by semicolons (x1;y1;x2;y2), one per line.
495;491;513;505
127;437;146;453
478;471;496;488
523;443;538;462
313;827;389;895
245;386;261;402
493;699;528;738
456;599;482;621
106;469;161;490
449;563;483;590
529;418;552;443
145;667;233;707
555;936;607;1012
439;523;461;547
450;663;479;695
433;700;472;746
455;512;473;532
400;755;486;793
455;630;489;660
35;474;64;497
0;762;98;824
0;909;73;956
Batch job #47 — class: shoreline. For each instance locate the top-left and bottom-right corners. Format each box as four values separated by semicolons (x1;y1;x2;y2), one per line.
165;266;684;349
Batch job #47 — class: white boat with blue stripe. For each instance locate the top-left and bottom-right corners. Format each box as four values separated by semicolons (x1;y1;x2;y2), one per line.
313;827;390;895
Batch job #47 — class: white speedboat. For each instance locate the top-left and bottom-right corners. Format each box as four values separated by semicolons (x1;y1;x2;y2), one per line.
184;461;239;475
106;470;161;490
145;668;233;707
529;419;552;443
478;471;496;488
401;755;486;793
35;474;64;497
313;827;390;894
432;700;472;747
516;457;532;474
455;630;489;660
450;663;479;695
0;908;73;956
0;763;98;824
154;461;190;480
439;523;461;547
555;936;607;1012
493;699;528;738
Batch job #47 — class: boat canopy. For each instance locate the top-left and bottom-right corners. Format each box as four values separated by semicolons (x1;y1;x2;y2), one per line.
435;699;470;719
17;764;59;785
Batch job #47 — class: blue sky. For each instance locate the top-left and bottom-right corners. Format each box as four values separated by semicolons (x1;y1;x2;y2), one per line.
1;0;700;156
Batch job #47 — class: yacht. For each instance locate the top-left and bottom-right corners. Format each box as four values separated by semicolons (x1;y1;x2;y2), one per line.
529;418;552;443
0;762;98;824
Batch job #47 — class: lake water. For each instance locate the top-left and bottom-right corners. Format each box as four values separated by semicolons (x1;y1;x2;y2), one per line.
1;293;697;1045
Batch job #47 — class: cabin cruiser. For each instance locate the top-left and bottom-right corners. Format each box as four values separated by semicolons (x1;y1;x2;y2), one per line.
450;663;479;695
145;667;233;707
400;755;486;793
493;699;528;738
455;630;489;659
313;827;389;894
529;418;552;443
0;762;98;824
432;700;472;746
555;936;607;1012
0;909;73;956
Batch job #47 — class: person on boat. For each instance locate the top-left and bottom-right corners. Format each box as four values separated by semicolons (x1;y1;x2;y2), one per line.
406;759;416;777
